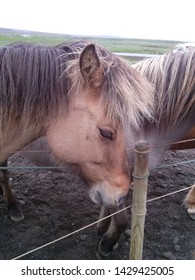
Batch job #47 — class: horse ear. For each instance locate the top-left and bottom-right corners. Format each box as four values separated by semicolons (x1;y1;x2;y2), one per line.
80;44;103;89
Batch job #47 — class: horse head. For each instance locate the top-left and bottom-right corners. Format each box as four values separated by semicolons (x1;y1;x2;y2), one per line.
46;44;132;208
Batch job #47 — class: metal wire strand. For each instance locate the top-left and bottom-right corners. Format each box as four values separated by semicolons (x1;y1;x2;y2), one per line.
12;185;193;260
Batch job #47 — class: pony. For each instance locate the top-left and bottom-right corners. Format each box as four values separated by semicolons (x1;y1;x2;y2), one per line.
132;48;195;217
0;40;154;257
20;47;195;258
97;47;195;257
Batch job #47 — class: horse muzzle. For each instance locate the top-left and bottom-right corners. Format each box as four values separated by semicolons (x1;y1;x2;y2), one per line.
89;184;127;208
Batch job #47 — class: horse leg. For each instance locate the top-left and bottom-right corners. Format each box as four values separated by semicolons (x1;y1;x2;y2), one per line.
97;203;128;257
97;206;111;236
0;160;24;221
184;185;195;220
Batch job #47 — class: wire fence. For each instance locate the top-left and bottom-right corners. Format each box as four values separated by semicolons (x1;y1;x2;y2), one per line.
12;185;193;260
0;138;194;260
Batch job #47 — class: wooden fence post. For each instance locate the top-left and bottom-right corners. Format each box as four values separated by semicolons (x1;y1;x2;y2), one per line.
129;140;150;260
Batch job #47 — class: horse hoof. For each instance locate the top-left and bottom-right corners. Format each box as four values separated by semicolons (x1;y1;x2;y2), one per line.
9;204;24;222
187;208;195;220
10;210;24;221
98;236;114;257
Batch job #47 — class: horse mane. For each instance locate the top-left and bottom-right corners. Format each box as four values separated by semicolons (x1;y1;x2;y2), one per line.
60;41;154;130
0;41;154;132
133;49;195;129
0;43;71;130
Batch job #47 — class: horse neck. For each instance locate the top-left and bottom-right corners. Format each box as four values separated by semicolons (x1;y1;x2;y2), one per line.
139;117;195;169
0;122;45;163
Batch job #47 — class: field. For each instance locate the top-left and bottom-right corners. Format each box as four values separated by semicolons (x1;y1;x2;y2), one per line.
0;27;182;54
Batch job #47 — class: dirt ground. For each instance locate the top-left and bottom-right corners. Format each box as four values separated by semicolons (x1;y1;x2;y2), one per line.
0;149;195;260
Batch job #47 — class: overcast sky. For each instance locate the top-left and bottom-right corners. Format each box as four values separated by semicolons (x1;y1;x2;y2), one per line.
0;0;195;41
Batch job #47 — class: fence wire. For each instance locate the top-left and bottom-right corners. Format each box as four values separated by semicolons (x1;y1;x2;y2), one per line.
0;137;194;259
0;138;195;170
12;185;193;260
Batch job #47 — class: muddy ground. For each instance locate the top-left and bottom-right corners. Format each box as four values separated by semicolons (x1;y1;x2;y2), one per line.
0;149;195;260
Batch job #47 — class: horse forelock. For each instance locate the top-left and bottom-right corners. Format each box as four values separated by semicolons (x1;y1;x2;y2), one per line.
101;57;154;130
65;42;154;130
133;49;195;129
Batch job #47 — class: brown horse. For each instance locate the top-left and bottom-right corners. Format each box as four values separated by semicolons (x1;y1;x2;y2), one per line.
0;41;154;257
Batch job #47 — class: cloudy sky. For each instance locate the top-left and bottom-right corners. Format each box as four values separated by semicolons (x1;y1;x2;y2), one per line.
0;0;195;41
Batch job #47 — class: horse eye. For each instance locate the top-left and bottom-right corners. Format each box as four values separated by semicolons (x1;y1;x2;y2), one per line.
99;128;113;140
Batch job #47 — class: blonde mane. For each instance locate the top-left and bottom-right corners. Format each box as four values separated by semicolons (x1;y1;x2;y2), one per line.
134;49;195;129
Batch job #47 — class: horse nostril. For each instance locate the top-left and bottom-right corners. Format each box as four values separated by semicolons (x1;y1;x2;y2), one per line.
118;195;126;205
95;191;103;206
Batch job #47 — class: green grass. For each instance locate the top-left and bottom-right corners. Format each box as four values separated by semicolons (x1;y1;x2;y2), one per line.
89;37;180;54
0;34;71;46
0;29;183;54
